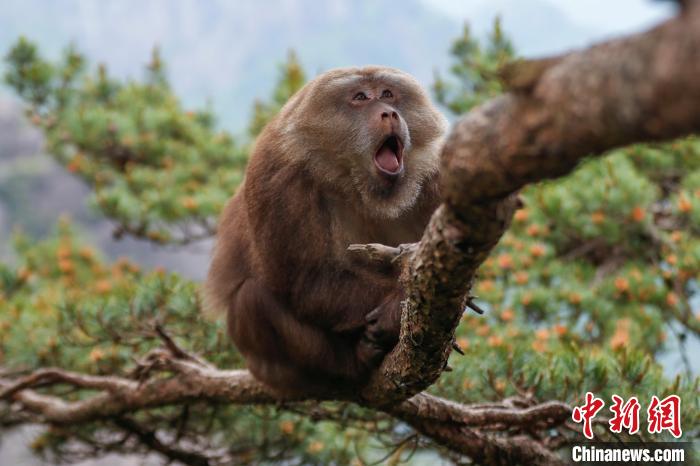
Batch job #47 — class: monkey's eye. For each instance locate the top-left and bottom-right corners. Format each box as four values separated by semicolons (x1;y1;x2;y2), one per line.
353;92;369;101
381;89;393;98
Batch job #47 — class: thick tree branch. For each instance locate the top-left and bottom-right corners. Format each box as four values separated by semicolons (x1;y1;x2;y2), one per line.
361;0;700;405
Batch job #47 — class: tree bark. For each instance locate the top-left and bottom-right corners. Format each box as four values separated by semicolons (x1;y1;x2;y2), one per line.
361;0;700;405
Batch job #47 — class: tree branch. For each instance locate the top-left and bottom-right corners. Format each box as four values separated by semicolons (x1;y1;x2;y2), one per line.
0;349;569;465
361;0;700;405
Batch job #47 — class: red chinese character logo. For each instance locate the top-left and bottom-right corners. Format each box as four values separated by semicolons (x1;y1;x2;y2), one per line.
609;395;640;435
647;395;682;438
572;391;605;439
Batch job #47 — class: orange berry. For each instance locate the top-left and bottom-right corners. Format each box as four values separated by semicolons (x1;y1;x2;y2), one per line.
535;328;550;341
678;194;692;213
67;161;81;173
500;308;515;322
514;271;528;285
530;243;546;258
610;330;629;350
488;335;504;347
526;224;540;236
553;324;567;337
666;292;678;307
591;211;606;224
58;259;74;274
666;255;677;266
630;206;645;222
531;340;547;352
521;292;533;306
670;231;683;242
57;246;72;259
568;292;582;305
476;324;490;337
95;280;112;294
307;441;324;454
456;337;469;352
497;254;513;269
514;209;529;222
89;348;105;362
614;277;629;293
181;197;198;210
478;279;495;293
78;247;95;260
494;379;507;393
279;420;294;434
17;266;32;282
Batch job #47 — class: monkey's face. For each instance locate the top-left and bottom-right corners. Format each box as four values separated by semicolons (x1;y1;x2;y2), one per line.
349;87;411;185
279;67;447;218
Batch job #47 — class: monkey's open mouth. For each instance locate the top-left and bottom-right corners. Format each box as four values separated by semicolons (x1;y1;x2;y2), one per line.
374;135;404;179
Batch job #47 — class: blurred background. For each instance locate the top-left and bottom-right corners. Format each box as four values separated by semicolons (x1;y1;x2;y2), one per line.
1;1;691;465
0;0;673;279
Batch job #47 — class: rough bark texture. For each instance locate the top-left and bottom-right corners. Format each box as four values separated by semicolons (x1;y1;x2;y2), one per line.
3;3;700;465
361;0;700;405
0;348;570;465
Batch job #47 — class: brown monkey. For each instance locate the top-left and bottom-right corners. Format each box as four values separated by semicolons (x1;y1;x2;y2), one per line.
204;66;447;396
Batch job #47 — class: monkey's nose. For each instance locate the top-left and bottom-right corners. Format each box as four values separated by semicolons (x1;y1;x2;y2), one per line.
381;111;399;120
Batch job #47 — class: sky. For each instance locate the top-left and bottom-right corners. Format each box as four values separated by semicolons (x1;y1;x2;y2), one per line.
424;0;675;53
0;0;679;131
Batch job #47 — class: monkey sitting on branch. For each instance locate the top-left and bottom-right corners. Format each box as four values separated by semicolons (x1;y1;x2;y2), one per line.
205;67;447;396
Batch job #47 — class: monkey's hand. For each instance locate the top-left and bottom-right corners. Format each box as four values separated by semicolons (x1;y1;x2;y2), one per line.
356;294;402;368
367;292;401;340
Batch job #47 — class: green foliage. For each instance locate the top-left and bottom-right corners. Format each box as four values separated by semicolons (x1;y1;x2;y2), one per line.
0;219;235;371
248;50;306;137
4;38;248;244
433;17;514;114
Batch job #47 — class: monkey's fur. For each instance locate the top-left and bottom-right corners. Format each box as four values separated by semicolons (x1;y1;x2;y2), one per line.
205;66;447;396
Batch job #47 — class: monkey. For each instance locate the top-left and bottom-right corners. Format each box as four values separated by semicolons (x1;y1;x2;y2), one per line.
204;66;447;396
